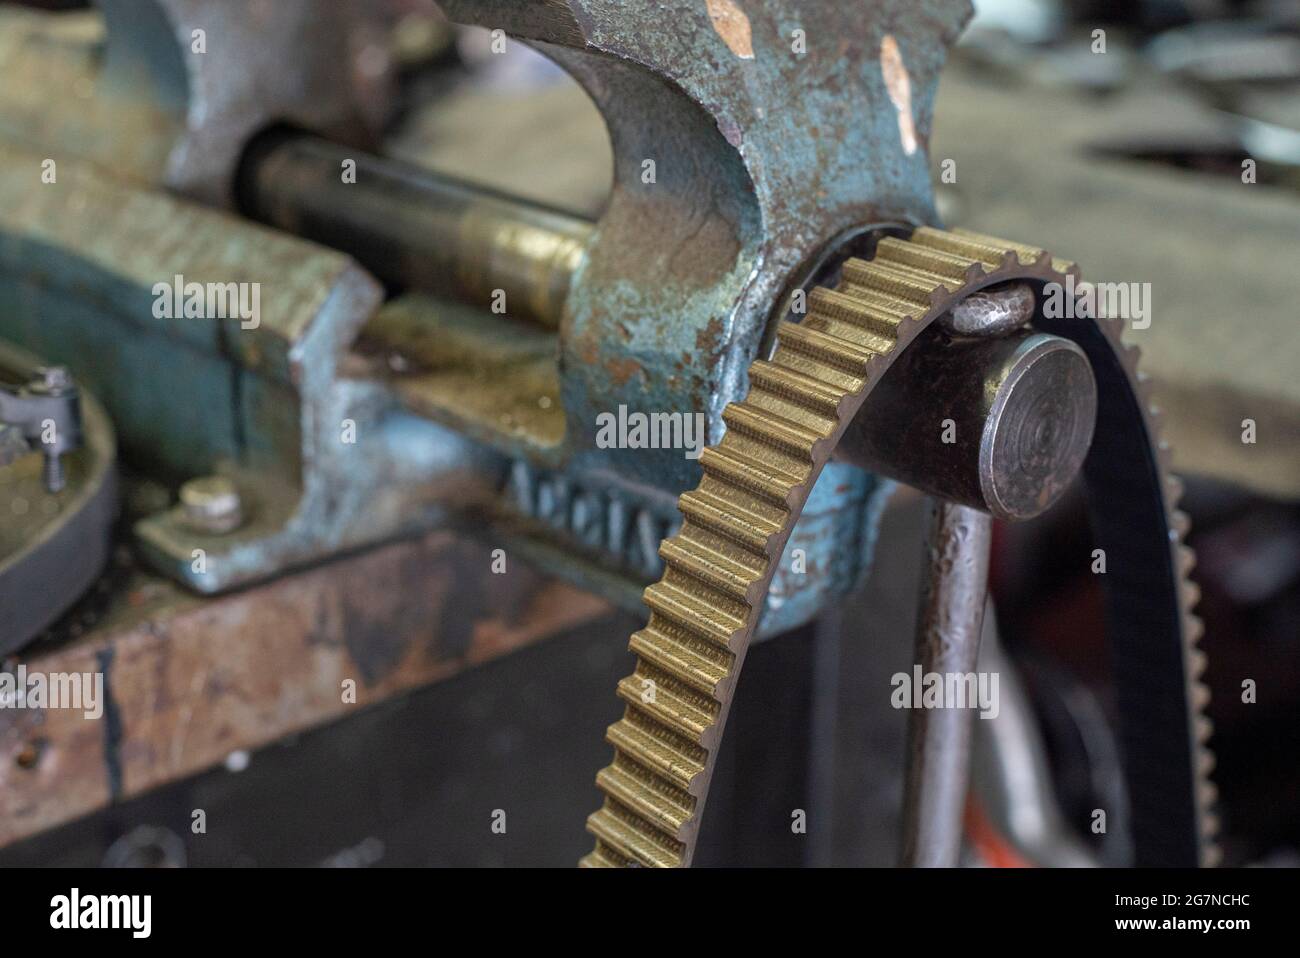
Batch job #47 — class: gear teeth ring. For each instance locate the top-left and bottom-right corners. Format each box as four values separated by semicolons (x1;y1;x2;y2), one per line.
581;227;1215;869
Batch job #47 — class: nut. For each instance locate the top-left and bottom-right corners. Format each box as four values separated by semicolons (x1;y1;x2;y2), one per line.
179;475;243;534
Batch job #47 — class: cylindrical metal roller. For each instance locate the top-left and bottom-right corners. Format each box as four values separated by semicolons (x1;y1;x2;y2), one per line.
237;131;593;329
835;326;1098;520
940;281;1036;337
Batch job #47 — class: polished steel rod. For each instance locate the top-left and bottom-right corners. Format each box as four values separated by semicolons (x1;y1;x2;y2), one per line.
239;131;593;329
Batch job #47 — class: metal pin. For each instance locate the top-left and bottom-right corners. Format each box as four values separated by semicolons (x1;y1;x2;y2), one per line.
899;499;993;867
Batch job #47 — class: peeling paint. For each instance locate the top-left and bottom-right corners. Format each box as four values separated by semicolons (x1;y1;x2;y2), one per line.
605;356;644;388
706;0;755;60
880;34;917;155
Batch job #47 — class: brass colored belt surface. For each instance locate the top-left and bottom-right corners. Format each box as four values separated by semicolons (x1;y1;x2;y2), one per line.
580;227;1216;868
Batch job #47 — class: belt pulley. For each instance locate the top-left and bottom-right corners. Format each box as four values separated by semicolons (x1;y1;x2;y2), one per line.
580;227;1216;868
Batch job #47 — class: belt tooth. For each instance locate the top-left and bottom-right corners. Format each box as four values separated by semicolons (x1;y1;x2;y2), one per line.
950;226;1063;270
629;626;733;695
674;522;770;571
605;715;706;791
807;286;907;338
659;531;764;602
617;669;719;744
597;754;696;835
873;236;976;281
678;487;784;553
579;842;631;868
585;804;683;868
698;444;803;505
1197;749;1216;777
1198;810;1219;860
775;320;877;373
748;358;847;417
841;257;951;303
1194;713;1214;745
1201;811;1221;842
1190;681;1210;710
836;283;917;315
722;401;827;458
774;350;869;394
909;225;1013;267
745;391;839;438
643;579;746;646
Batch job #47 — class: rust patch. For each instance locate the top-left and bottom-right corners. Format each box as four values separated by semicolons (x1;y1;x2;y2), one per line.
706;0;755;60
576;333;600;368
339;547;434;684
694;316;726;358
605;356;644;388
0;532;611;848
880;34;918;156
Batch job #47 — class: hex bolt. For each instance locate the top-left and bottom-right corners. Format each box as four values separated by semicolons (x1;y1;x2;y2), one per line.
179;475;244;535
17;366;79;493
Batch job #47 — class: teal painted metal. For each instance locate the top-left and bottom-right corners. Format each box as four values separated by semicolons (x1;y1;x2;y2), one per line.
0;0;974;633
0;141;499;592
496;458;891;638
764;467;893;639
435;0;969;629
441;0;970;492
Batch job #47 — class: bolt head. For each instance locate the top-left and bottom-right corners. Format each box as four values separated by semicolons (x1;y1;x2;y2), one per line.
180;475;243;534
32;366;73;395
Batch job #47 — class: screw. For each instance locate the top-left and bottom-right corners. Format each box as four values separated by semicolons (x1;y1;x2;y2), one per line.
42;453;65;493
179;475;243;534
33;365;72;395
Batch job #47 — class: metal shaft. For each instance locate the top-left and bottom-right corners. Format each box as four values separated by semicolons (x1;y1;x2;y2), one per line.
836;325;1097;520
238;131;593;329
899;500;993;867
